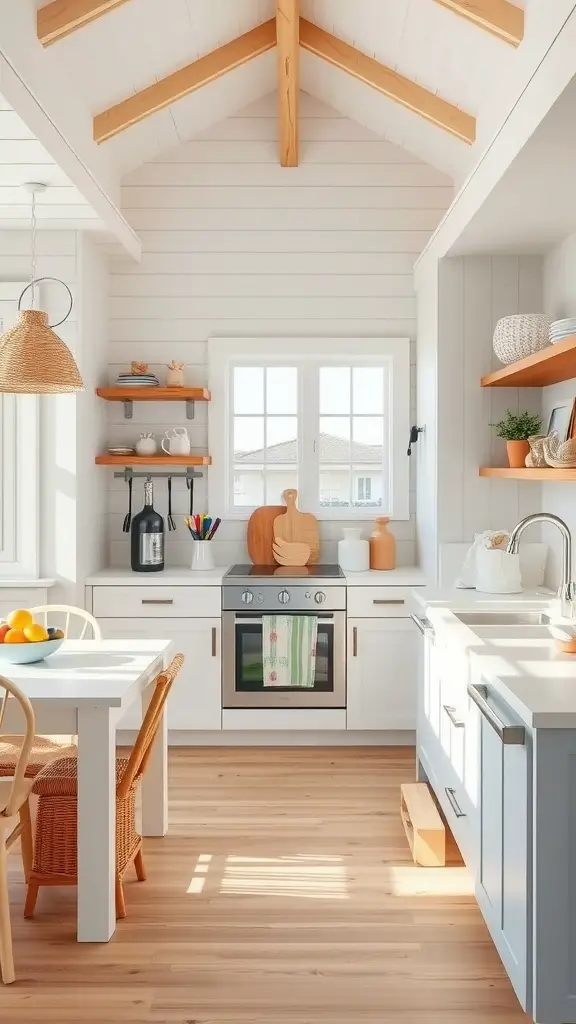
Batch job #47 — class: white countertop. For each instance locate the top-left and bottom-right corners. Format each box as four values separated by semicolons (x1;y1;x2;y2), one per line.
2;639;172;706
87;566;426;587
415;587;576;729
0;578;55;588
86;567;228;586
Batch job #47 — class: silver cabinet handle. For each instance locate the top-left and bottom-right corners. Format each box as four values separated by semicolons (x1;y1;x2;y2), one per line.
141;599;174;605
373;599;404;605
443;704;464;728
411;614;432;636
445;787;466;818
352;626;358;657
467;683;525;746
211;626;217;657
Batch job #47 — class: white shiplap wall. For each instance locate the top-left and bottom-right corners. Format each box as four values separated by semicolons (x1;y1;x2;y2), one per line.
542;231;576;588
106;93;453;567
417;253;544;581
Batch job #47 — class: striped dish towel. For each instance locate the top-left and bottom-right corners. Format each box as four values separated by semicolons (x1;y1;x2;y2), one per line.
262;615;318;688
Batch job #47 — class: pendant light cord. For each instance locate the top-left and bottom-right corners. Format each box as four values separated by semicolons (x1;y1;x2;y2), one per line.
30;190;37;310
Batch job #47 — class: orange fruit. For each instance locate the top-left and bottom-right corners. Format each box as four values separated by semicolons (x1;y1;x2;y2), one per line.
4;629;28;644
24;623;49;643
7;609;33;630
0;624;10;644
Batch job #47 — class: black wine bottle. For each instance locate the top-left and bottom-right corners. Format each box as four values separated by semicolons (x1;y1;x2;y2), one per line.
130;478;164;572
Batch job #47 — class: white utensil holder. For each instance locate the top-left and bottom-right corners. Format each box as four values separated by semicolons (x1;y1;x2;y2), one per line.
191;541;215;571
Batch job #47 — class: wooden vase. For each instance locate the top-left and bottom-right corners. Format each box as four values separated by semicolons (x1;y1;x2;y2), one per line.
369;517;396;570
506;440;530;468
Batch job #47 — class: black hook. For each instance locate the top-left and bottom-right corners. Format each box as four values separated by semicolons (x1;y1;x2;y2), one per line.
407;425;424;456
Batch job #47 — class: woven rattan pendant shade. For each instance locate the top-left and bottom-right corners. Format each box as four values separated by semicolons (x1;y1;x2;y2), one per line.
0;309;84;394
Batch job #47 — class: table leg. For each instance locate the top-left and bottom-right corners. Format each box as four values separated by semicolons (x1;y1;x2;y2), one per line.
141;677;168;837
77;706;116;942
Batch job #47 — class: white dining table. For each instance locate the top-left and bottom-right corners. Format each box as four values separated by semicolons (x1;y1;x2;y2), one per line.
3;638;173;942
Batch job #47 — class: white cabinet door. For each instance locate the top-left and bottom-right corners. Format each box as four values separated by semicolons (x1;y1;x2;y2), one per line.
471;682;530;1010
98;618;221;731
347;618;418;730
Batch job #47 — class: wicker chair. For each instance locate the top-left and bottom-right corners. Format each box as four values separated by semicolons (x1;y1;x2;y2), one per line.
0;605;101;780
0;674;35;984
24;653;184;921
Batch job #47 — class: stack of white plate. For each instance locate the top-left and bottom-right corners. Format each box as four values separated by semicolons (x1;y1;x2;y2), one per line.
549;318;576;344
116;372;159;387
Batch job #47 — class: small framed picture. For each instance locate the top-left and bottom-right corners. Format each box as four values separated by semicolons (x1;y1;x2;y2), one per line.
547;400;576;441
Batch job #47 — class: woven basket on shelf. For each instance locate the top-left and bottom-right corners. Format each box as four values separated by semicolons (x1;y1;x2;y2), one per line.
0;310;84;393
493;314;552;365
543;430;576;468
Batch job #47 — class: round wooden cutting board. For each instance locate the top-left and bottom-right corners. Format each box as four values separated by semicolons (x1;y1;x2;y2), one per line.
247;505;286;565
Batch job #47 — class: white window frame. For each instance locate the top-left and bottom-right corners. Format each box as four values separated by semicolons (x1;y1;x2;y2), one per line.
0;283;39;578
208;337;410;521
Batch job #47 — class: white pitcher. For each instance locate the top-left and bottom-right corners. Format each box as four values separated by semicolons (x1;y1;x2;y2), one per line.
161;427;191;456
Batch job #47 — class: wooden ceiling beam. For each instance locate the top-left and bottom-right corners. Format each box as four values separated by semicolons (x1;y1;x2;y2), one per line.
37;0;133;46
300;18;476;145
433;0;524;46
276;0;299;166
93;19;277;144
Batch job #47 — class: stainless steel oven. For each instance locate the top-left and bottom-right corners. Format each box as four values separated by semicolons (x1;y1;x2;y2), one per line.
222;566;346;709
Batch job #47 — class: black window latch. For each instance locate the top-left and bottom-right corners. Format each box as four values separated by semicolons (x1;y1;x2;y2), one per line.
407;425;424;456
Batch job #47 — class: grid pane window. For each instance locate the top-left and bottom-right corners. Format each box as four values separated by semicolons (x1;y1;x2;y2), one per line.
232;367;298;508
319;367;387;509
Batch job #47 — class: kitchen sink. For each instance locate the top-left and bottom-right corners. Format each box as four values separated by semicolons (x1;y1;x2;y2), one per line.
454;610;553;627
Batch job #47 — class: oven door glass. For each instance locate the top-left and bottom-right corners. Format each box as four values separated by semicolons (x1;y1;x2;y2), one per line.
235;618;334;692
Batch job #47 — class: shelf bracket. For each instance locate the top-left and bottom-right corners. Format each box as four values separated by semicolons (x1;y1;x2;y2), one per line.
120;397;195;419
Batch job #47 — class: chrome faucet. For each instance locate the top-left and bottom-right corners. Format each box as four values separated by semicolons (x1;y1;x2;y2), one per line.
507;513;576;617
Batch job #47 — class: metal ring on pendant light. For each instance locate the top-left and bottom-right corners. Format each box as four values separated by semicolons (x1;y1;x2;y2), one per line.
17;277;73;329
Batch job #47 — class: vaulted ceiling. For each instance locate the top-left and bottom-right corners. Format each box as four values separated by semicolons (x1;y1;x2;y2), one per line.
32;0;528;182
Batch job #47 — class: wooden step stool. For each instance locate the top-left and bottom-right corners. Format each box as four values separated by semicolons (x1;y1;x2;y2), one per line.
400;782;446;867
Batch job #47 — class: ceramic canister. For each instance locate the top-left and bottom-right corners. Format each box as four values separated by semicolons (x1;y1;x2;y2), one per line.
338;528;369;572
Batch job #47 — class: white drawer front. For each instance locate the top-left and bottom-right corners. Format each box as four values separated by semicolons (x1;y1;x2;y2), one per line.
347;587;411;617
92;585;221;619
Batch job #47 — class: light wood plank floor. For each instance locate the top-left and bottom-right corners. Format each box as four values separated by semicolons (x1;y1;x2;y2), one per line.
5;747;529;1023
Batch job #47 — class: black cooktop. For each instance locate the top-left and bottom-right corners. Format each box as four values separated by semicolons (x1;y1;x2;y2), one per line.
226;563;345;579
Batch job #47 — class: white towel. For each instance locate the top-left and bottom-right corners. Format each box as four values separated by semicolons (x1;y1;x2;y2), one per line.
262;615;318;688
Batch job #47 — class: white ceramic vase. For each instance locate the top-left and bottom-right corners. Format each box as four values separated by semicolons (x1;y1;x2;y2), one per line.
191;541;215;571
337;528;369;571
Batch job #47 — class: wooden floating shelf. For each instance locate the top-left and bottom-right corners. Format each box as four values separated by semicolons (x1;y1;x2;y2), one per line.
480;467;576;480
95;455;212;467
95;387;210;420
481;336;576;388
96;387;210;402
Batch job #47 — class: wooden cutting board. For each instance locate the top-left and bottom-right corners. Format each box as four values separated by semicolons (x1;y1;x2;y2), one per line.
273;538;311;566
273;489;319;564
247;505;286;565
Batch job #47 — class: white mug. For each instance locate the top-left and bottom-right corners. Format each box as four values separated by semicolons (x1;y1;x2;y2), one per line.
161;427;191;456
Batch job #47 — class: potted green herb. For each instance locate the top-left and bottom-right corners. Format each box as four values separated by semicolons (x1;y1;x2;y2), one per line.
491;409;542;468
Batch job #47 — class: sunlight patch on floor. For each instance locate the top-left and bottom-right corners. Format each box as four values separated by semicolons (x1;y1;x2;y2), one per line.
187;853;349;899
381;864;474;896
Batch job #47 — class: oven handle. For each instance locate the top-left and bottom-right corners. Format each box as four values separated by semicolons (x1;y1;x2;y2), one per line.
228;614;338;622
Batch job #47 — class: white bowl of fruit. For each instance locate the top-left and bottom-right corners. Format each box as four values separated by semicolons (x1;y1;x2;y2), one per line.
0;610;65;665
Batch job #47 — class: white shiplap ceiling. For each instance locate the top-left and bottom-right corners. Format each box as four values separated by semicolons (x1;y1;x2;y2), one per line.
30;0;529;182
0;92;102;228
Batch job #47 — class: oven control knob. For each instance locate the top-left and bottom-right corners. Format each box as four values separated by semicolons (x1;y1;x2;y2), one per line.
241;589;254;605
314;590;327;604
278;590;291;604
